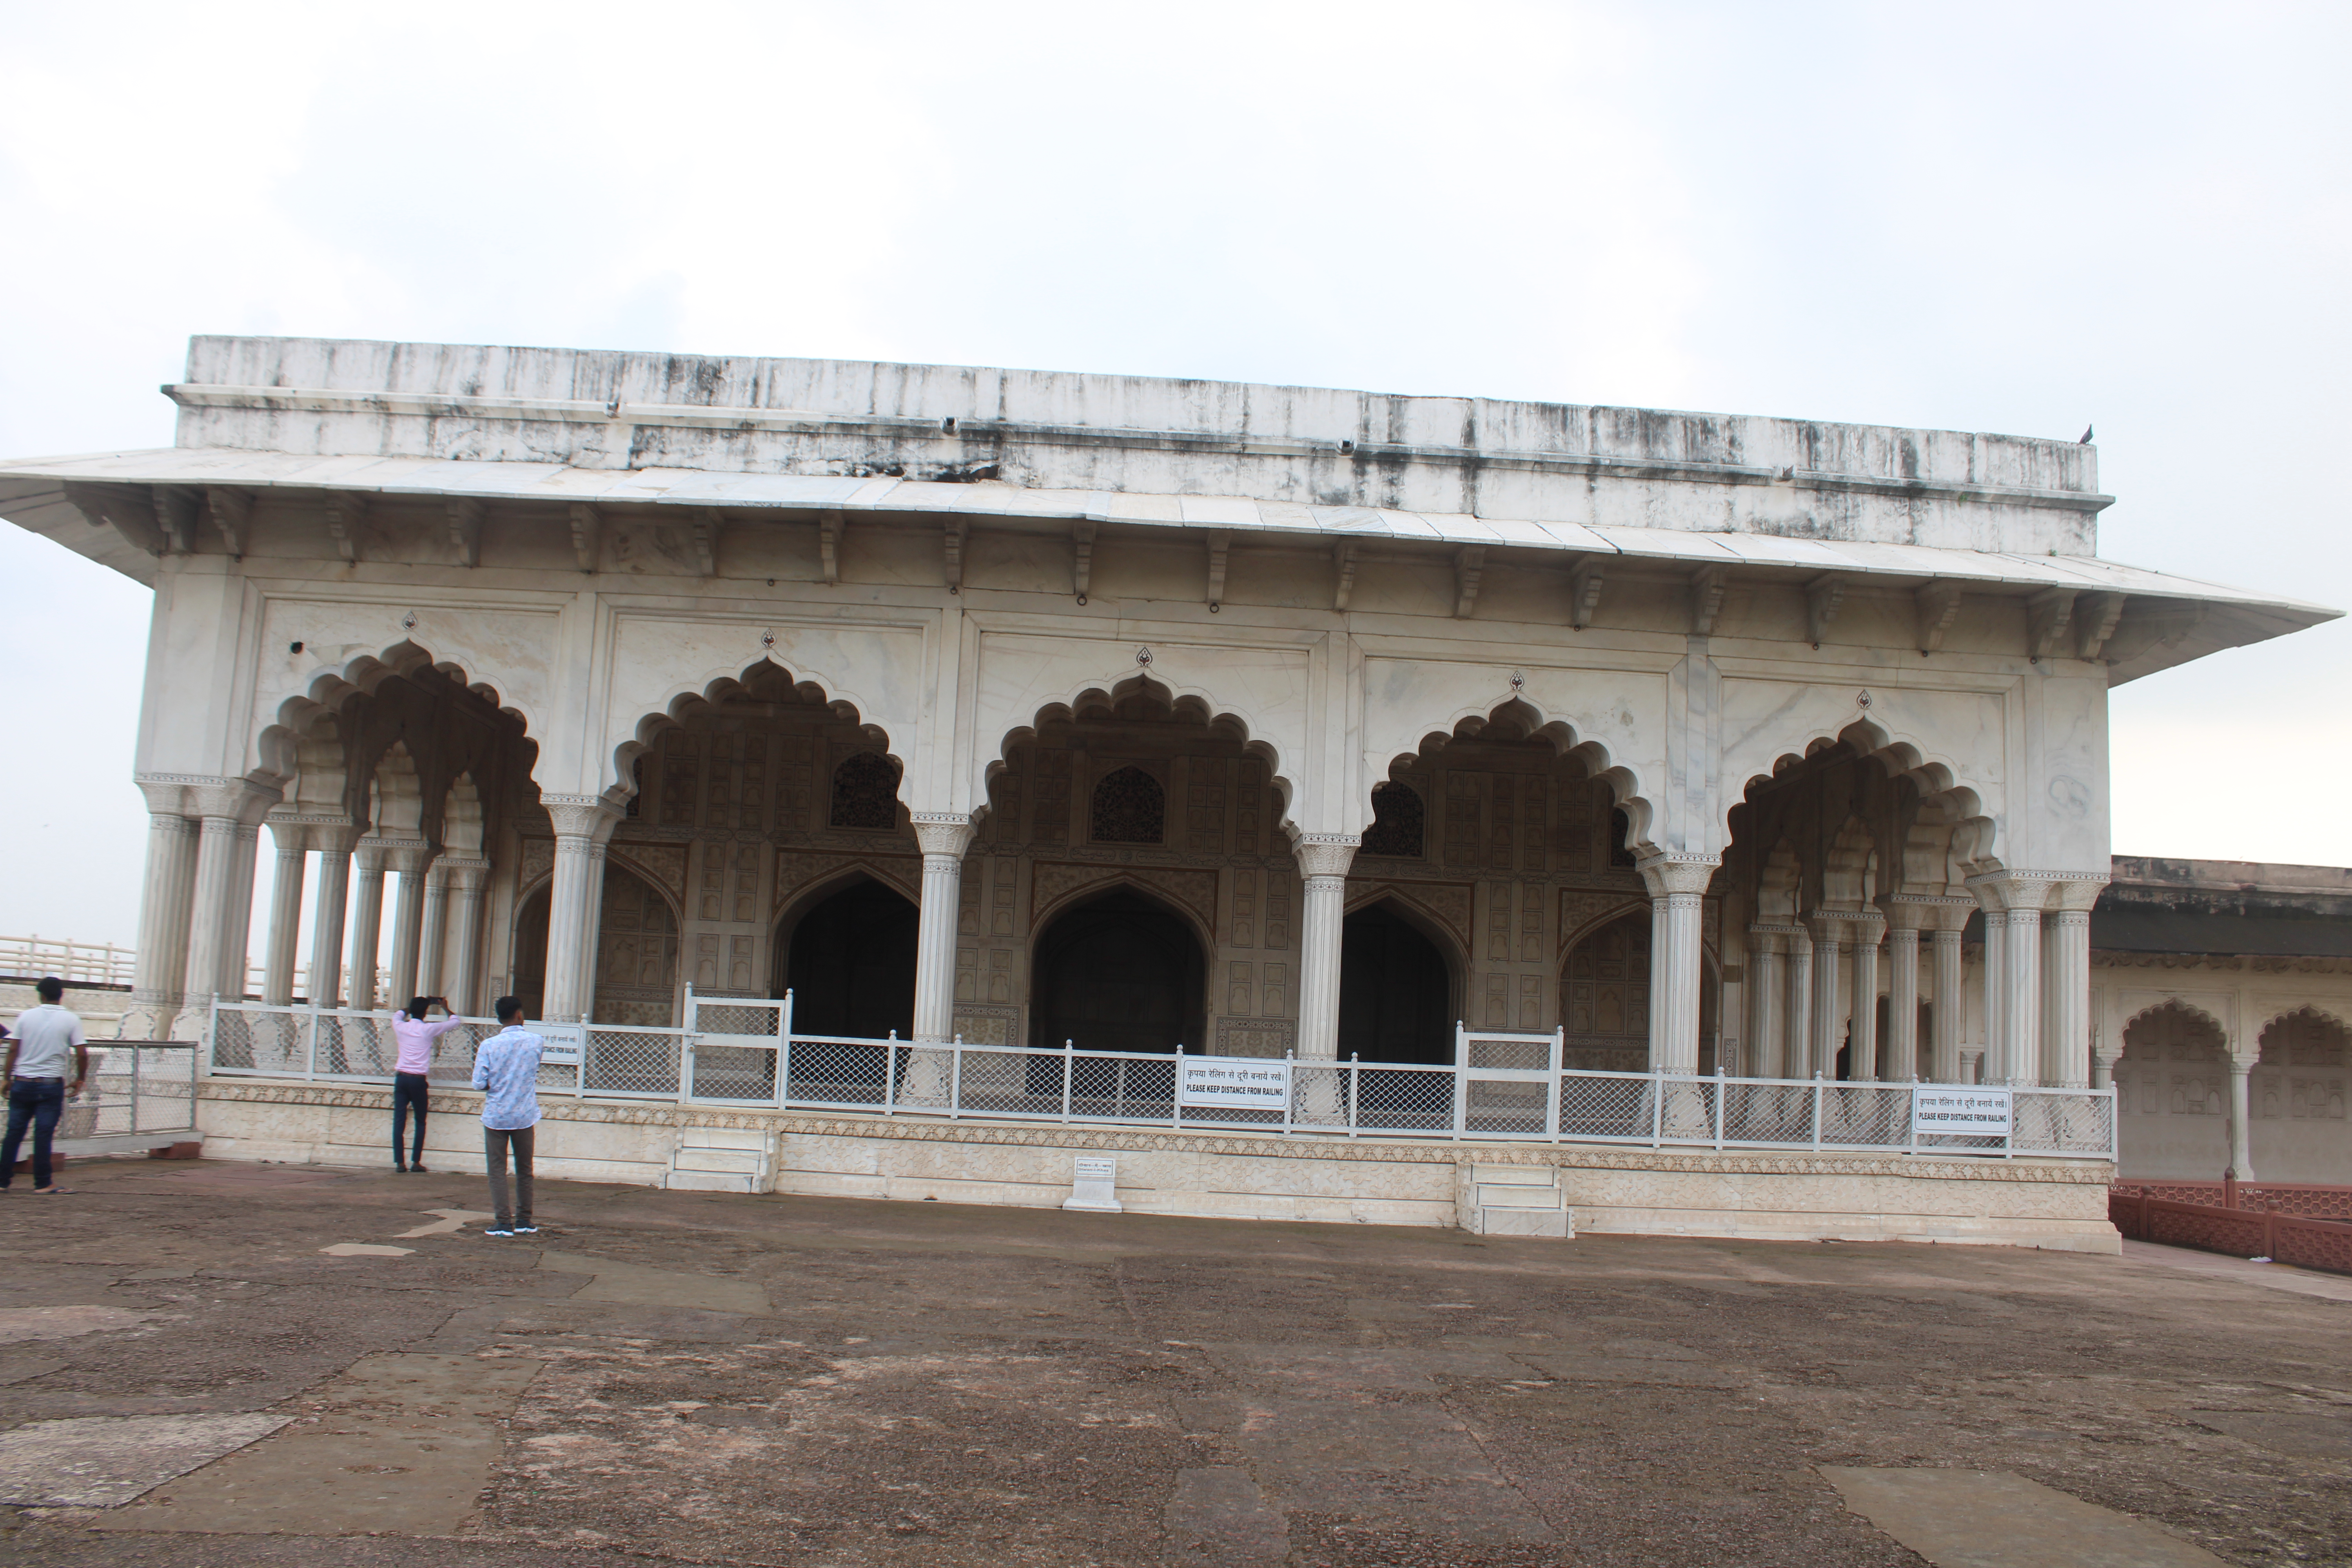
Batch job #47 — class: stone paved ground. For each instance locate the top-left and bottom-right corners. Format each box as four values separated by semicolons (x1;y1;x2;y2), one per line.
1;1159;2348;1566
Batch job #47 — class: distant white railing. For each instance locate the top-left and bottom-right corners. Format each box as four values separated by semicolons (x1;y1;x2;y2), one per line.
0;935;136;988
205;996;2116;1161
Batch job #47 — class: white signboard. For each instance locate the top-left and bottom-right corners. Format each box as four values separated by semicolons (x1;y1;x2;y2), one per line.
1913;1085;2012;1135
1064;1155;1121;1213
532;1024;583;1067
1178;1055;1292;1109
1073;1157;1116;1183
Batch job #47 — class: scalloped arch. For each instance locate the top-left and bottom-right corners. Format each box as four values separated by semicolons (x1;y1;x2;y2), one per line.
1028;869;1220;963
2256;1002;2352;1049
1737;713;1998;869
986;672;1296;834
256;637;532;787
610;656;897;811
1383;695;1652;849
2118;995;2232;1047
1559;899;1651;959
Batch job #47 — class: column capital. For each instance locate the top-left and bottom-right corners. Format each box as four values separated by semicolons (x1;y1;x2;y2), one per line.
138;774;283;824
1635;851;1719;899
911;813;979;859
1290;832;1361;880
1964;868;2092;912
1744;923;1791;955
542;793;626;842
1882;892;1977;933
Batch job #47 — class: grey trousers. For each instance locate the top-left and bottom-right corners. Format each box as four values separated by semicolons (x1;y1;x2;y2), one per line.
484;1125;535;1223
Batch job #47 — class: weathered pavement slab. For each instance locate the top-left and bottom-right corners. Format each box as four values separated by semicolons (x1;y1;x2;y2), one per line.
1822;1467;2235;1568
0;1158;2347;1566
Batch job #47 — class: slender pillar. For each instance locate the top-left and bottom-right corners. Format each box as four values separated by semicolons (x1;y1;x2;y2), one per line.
1972;884;2008;1084
1806;913;1845;1078
1848;912;1884;1081
1884;915;1921;1081
2225;1053;2258;1180
170;811;244;1039
2000;907;2043;1087
347;842;390;1009
416;862;452;998
2039;879;2102;1088
541;798;622;1024
1929;924;1965;1083
1637;855;1718;1075
307;833;354;1007
439;858;492;1014
220;822;261;1002
123;800;200;1038
1783;924;1813;1078
261;823;309;1005
385;845;436;1007
1294;835;1360;1061
910;816;979;1042
1745;927;1785;1079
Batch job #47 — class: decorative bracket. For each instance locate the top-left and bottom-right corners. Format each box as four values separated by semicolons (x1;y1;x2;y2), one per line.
1690;565;1728;636
2076;592;2125;661
445;497;485;568
1453;546;1486;619
205;486;252;559
153;486;200;555
63;483;164;555
1072;520;1097;603
944;517;967;593
1804;574;1846;646
1569;557;1605;629
2026;588;2076;660
1205;530;1231;610
1915;581;1963;653
692;508;720;577
568;503;602;573
819;510;842;586
322;493;367;563
1332;539;1360;611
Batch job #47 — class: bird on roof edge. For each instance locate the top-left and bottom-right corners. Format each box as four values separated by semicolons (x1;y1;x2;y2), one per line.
2079;425;2094;444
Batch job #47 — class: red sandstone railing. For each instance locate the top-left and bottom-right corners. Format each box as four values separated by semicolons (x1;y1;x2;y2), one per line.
2109;1180;2352;1275
2110;1179;2352;1220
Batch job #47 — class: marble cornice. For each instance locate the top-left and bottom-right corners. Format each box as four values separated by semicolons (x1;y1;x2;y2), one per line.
199;1079;2109;1184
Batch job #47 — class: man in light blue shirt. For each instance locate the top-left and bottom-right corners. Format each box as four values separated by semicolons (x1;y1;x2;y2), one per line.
470;996;543;1237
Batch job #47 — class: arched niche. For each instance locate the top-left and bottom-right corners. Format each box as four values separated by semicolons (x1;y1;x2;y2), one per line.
2114;1000;2232;1180
777;876;918;1042
1561;911;1651;1073
1338;901;1456;1066
510;883;552;1020
1029;887;1206;1054
592;862;681;1027
2250;1007;2351;1182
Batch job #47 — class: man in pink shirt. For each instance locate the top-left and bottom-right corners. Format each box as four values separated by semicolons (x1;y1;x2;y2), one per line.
391;996;463;1172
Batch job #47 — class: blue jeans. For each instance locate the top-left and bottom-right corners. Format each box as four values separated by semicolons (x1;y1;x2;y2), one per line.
3;1078;66;1188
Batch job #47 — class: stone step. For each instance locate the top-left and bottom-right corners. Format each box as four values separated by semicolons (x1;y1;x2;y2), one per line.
1470;1164;1557;1188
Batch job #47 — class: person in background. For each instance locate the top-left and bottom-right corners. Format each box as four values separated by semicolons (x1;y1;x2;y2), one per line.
390;995;462;1173
471;996;543;1237
3;978;88;1195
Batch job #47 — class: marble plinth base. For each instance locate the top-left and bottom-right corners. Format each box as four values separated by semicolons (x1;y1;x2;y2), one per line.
193;1079;2120;1253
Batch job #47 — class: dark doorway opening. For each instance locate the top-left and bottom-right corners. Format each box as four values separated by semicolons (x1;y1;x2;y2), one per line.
1338;904;1454;1065
1031;888;1205;1054
780;878;918;1040
511;886;550;1019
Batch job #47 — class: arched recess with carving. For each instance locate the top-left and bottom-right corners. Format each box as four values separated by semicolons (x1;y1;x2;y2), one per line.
2113;997;2236;1179
591;862;682;1026
1337;896;1461;1066
773;873;918;1041
610;657;898;820
2249;1007;2352;1178
1364;692;1655;851
1721;705;1998;872
1029;884;1209;1054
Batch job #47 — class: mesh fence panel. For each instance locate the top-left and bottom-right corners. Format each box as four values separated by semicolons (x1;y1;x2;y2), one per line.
209;1010;258;1072
1653;1079;1721;1142
2013;1091;2115;1156
1289;1064;1349;1131
1069;1053;1175;1121
1816;1085;1912;1149
694;1002;785;1037
313;1015;394;1077
1722;1080;1817;1144
1462;1034;1554;1072
1463;1078;1551;1137
583;1028;681;1096
1559;1073;1657;1142
955;1048;1061;1118
784;1038;895;1109
1354;1067;1455;1134
690;1043;777;1102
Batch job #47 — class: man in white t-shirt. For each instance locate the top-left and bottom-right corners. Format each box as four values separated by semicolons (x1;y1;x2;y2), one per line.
3;977;87;1194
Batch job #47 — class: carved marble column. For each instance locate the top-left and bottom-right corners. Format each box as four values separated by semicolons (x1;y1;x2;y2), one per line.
221;821;260;1003
1805;912;1845;1079
910;815;978;1043
306;830;355;1007
1882;908;1922;1080
1638;854;1719;1076
406;851;451;1002
2226;1051;2258;1180
122;794;199;1038
2039;880;2103;1088
1783;923;1813;1078
438;858;492;1015
169;780;278;1040
260;821;309;1006
1970;880;2009;1084
1847;910;1885;1081
1744;926;1786;1079
346;840;391;1009
541;797;622;1024
1293;835;1360;1062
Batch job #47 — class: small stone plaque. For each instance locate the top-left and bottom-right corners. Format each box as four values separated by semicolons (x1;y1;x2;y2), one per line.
1064;1155;1122;1214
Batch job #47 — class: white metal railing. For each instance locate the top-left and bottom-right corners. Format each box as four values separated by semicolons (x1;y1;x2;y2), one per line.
201;1002;2116;1161
54;1042;201;1144
0;935;136;988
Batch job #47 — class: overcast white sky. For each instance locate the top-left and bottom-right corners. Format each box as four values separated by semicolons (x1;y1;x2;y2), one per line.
2;0;2348;950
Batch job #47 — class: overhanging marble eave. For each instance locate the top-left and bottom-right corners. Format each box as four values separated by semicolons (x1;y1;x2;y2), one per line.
0;446;2334;685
